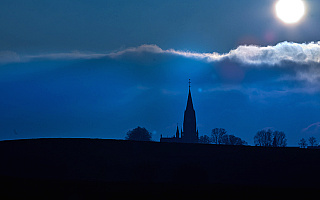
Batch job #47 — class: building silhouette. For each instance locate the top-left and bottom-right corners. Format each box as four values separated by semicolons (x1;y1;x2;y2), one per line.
160;80;199;143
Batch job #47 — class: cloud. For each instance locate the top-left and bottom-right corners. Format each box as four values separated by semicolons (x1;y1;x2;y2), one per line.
302;122;320;135
1;42;320;91
108;41;320;65
107;42;320;91
2;41;320;65
22;45;166;61
0;51;21;64
227;41;320;65
26;51;107;60
108;45;164;58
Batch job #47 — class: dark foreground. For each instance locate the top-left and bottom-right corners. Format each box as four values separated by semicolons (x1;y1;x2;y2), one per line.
0;138;320;198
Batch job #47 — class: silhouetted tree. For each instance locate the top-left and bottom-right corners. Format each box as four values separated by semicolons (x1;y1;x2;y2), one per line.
254;129;273;147
298;138;308;148
272;131;287;147
125;126;152;141
255;129;287;147
199;135;211;144
211;128;227;144
308;136;317;147
221;134;247;145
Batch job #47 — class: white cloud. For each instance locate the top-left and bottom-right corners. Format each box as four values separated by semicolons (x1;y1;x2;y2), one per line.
2;41;320;65
107;41;320;65
227;41;320;65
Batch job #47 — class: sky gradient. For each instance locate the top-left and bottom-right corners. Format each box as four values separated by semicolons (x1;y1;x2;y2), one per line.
1;0;320;146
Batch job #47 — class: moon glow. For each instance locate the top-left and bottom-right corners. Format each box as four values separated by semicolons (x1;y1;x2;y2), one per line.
275;0;305;24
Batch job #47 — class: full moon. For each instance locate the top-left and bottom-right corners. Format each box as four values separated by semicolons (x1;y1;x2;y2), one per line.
275;0;305;24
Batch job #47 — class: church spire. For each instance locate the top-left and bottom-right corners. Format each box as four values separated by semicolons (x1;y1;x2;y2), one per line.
186;79;194;110
183;79;197;143
160;79;198;143
176;123;179;138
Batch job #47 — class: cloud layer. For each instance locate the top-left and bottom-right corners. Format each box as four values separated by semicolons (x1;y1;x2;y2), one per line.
2;41;320;65
108;41;320;65
1;41;320;91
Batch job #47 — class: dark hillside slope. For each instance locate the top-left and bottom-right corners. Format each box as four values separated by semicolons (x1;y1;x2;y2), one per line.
0;138;320;196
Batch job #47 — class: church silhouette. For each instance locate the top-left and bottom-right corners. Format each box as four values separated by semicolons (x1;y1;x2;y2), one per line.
160;79;199;143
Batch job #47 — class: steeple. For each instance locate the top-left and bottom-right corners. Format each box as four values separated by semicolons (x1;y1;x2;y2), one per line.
186;79;194;110
185;79;194;113
176;123;179;138
160;79;199;143
182;79;197;143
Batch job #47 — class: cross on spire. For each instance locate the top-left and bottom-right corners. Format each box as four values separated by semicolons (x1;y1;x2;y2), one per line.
188;79;191;89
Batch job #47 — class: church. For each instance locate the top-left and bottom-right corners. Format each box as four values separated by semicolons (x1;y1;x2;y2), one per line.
160;80;199;143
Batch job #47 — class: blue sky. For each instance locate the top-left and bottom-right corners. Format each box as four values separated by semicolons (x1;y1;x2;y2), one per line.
1;0;320;146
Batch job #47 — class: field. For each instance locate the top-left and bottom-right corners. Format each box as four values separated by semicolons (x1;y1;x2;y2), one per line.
0;138;319;197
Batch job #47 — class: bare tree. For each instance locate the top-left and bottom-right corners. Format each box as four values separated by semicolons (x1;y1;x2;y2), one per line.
272;131;287;147
211;128;227;144
254;129;273;147
298;138;308;148
221;134;247;145
308;136;317;147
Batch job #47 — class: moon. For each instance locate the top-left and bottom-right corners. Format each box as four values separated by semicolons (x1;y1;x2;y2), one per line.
275;0;305;24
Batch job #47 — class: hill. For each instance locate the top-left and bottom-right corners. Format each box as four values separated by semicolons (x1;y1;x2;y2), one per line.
0;138;320;197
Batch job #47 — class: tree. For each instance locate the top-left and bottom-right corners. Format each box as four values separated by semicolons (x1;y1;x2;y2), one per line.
254;129;273;147
254;129;288;147
298;138;308;148
221;134;247;145
199;135;211;144
308;136;317;147
211;128;227;144
125;126;152;141
272;131;287;147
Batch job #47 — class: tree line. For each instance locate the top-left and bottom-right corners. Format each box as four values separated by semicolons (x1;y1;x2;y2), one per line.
125;126;295;148
253;129;287;147
199;128;247;145
125;126;249;146
298;137;317;148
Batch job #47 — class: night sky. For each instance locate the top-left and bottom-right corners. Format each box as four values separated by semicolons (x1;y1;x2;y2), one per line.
1;0;320;146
